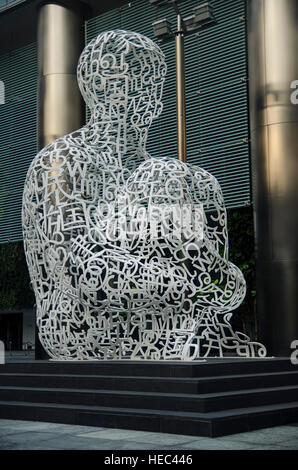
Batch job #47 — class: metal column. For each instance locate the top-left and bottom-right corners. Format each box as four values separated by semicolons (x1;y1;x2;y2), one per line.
175;13;187;163
37;1;84;149
247;0;298;355
36;1;84;359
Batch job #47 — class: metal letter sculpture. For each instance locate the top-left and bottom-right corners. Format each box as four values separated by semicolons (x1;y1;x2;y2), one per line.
22;30;266;360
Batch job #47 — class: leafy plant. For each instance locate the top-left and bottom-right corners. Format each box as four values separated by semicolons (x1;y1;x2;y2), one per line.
227;206;258;340
0;241;34;311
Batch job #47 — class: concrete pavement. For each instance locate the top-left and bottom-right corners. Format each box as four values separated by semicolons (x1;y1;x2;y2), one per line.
0;419;297;450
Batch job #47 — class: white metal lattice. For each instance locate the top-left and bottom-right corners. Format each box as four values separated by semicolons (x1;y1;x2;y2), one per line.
22;30;266;360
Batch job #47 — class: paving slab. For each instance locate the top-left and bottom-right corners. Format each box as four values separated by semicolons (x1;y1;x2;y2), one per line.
77;428;195;446
216;425;298;445
0;419;297;450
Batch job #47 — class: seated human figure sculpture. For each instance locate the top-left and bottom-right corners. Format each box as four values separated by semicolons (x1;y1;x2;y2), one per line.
22;30;266;360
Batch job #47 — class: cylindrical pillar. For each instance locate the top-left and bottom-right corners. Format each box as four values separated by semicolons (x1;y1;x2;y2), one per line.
36;1;84;359
176;13;187;162
37;1;84;149
247;0;298;355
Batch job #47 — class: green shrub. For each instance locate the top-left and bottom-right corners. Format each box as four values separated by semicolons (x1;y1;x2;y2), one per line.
0;241;34;311
227;206;258;340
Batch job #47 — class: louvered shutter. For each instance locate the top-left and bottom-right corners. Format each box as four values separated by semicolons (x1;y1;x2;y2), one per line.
0;42;37;244
86;0;250;208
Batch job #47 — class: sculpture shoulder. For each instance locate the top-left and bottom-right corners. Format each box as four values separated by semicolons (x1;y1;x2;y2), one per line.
124;156;224;207
26;129;121;180
27;131;89;174
129;156;219;185
24;129;125;205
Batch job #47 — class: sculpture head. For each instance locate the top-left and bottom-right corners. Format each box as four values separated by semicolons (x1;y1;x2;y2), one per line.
77;30;167;126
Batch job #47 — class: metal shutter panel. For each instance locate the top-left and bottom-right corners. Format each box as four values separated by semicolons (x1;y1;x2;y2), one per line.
0;42;37;244
86;0;250;208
